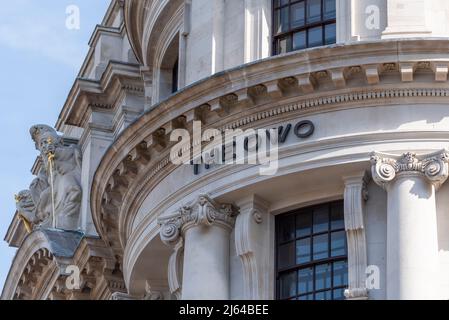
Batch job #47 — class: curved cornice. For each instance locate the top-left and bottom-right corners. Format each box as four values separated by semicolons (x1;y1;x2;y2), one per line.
123;0;149;65
124;0;183;67
90;39;449;262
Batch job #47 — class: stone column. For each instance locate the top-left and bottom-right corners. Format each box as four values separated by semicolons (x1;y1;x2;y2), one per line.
244;0;271;63
371;150;449;300
382;0;430;39
79;111;114;234
159;195;238;300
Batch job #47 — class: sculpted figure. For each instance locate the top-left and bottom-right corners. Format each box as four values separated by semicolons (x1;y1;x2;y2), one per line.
29;168;52;226
15;188;51;232
30;125;82;230
15;190;37;232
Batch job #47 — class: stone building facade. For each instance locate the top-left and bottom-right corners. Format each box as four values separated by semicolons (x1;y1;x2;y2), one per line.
3;0;449;300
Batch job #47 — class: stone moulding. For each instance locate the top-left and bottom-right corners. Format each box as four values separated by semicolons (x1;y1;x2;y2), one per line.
89;40;449;264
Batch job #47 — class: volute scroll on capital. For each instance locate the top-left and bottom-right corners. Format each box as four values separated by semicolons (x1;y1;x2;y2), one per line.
370;150;449;190
158;195;239;246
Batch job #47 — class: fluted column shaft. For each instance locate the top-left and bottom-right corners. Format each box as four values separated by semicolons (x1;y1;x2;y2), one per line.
159;195;238;300
371;150;449;300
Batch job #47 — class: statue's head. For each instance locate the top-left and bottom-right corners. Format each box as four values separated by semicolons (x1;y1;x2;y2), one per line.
15;190;35;211
30;125;63;156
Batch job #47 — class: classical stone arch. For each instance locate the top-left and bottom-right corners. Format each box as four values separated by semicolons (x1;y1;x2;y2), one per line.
1;229;126;300
155;33;180;101
123;222;173;299
1;230;77;300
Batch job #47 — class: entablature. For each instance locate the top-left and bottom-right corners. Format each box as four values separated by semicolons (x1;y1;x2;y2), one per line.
89;39;449;265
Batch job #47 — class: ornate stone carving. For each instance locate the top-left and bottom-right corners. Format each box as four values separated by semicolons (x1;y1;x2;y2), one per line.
30;168;52;225
110;292;136;300
167;239;183;300
15;190;38;232
234;195;271;300
371;150;449;189
252;209;263;224
15;182;52;232
30;125;82;230
343;172;369;300
158;195;239;246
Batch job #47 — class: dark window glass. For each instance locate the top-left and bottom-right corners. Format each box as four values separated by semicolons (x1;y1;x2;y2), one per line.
275;7;290;35
276;201;348;300
276;37;291;54
291;2;305;28
273;0;336;55
298;267;314;294
172;59;179;94
315;264;332;290
296;238;311;264
280;272;297;299
308;26;323;48
293;31;307;51
278;214;295;242
325;23;337;45
307;0;322;24
313;234;328;260
331;231;347;257
333;288;345;300
274;0;289;8
331;201;344;230
296;209;312;237
278;242;295;269
324;0;336;20
333;261;348;287
298;294;314;300
315;290;332;300
313;205;328;233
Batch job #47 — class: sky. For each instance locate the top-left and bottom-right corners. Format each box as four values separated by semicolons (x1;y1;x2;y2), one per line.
0;0;111;292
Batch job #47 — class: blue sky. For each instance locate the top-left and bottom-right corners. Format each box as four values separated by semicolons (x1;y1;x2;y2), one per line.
0;0;111;292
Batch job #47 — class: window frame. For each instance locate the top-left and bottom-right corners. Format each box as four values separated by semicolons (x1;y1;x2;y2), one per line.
272;0;337;55
275;201;348;300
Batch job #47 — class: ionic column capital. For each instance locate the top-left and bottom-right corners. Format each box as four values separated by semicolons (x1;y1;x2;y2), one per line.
158;194;239;246
370;150;449;190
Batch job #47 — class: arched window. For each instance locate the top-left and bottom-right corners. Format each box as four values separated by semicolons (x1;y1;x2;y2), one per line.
158;34;180;101
276;200;348;300
272;0;336;55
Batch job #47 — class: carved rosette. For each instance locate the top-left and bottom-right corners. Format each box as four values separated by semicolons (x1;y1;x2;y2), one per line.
371;150;449;190
158;195;239;246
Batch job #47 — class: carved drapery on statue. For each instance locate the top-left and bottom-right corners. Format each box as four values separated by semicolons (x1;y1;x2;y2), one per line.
14;125;82;232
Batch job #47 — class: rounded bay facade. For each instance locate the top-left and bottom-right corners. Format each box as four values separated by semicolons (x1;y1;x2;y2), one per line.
4;0;449;300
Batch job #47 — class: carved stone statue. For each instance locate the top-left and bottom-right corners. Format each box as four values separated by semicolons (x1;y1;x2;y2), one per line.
30;125;82;230
15;188;51;232
29;168;52;225
15;190;37;232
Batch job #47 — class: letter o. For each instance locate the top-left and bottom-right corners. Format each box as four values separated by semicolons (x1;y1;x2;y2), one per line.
294;120;315;138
